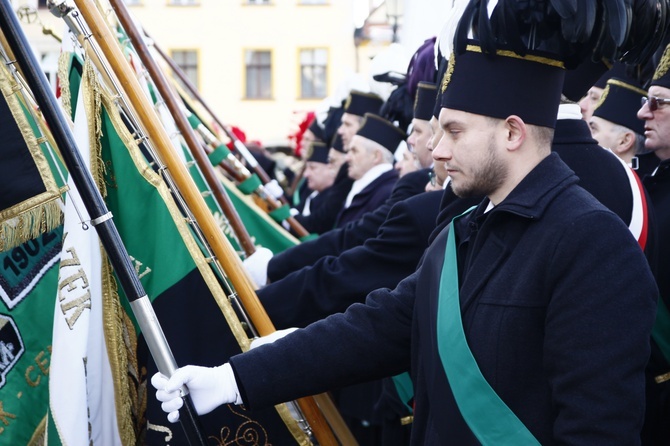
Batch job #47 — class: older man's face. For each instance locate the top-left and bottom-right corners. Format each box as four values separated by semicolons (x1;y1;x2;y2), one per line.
638;85;670;160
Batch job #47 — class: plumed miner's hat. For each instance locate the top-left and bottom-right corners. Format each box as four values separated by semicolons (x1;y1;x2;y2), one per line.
650;43;670;90
343;90;384;117
308;118;325;142
562;59;612;103
305;141;329;164
414;82;438;121
440;42;565;128
330;133;345;154
355;113;406;154
592;76;646;135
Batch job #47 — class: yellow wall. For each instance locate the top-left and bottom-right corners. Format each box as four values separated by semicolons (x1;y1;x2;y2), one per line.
17;0;360;146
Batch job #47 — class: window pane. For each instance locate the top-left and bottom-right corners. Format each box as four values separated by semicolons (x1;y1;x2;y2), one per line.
300;49;327;98
172;50;199;89
245;50;272;99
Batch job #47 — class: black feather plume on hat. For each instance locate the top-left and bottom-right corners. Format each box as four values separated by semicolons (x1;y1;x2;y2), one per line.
453;0;670;68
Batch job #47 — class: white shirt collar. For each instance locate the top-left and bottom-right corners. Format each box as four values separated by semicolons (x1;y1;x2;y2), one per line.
344;163;393;208
557;103;582;121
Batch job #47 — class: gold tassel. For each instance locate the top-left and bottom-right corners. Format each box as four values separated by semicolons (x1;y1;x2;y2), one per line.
0;200;62;252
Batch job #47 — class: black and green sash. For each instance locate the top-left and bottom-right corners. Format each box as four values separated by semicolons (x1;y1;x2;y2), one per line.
436;209;540;444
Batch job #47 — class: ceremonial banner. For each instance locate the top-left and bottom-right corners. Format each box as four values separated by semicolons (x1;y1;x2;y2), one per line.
0;58;64;445
47;59;123;445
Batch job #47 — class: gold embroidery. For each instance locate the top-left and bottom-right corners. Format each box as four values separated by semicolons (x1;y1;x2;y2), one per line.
594;84;610;111
655;371;670;384
465;44;565;68
0;54;63;252
607;78;647;96
440;52;455;93
653;44;670;81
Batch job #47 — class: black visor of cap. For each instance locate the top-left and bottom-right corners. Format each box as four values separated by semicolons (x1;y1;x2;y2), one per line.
344;90;385;117
355;113;406;153
306;141;330;164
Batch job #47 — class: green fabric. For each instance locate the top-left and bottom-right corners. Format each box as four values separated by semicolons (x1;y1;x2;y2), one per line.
437;207;540;445
299;233;319;242
268;204;291;223
237;173;262;195
292;177;306;206
652;297;670;364
99;106;195;331
220;178;298;254
187;113;201;129
208;143;231;166
180;144;243;257
391;372;414;413
0;227;62;444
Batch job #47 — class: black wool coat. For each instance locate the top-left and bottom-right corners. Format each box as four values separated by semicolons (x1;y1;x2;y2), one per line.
293;163;353;235
267;168;429;281
334;168;399;228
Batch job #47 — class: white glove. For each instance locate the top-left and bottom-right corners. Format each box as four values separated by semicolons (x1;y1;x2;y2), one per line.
250;327;299;349
150;363;242;423
264;179;285;200
289;207;299;217
242;247;273;287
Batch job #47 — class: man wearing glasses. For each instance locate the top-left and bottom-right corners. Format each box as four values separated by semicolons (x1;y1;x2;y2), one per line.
637;43;670;445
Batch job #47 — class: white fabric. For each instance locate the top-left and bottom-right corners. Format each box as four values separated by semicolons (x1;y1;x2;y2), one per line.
50;70;121;445
151;362;242;423
250;327;300;350
344;163;393;208
264;179;285;200
301;191;319;217
606;149;646;242
557;103;583;121
242;247;273;287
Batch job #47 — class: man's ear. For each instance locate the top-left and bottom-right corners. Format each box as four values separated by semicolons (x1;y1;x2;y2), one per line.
504;115;527;152
619;131;636;153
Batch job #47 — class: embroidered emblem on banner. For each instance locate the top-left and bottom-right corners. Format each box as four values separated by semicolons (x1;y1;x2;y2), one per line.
0;227;63;310
0;314;24;388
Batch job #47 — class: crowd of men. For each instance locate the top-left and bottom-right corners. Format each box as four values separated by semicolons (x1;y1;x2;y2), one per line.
151;4;670;445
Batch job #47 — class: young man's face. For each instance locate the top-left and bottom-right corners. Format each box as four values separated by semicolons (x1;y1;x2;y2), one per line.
638;85;670;160
433;108;508;199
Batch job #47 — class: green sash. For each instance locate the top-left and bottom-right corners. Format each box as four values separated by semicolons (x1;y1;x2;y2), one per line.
436;209;540;445
652;297;670;365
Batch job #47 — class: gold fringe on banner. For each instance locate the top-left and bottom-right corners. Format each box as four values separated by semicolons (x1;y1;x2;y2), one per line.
0;56;62;253
57;51;73;119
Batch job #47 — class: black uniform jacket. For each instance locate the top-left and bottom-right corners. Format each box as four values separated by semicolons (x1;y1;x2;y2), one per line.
259;188;480;329
334;168;399;228
230;153;657;445
267;169;429;282
293;163;353;235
